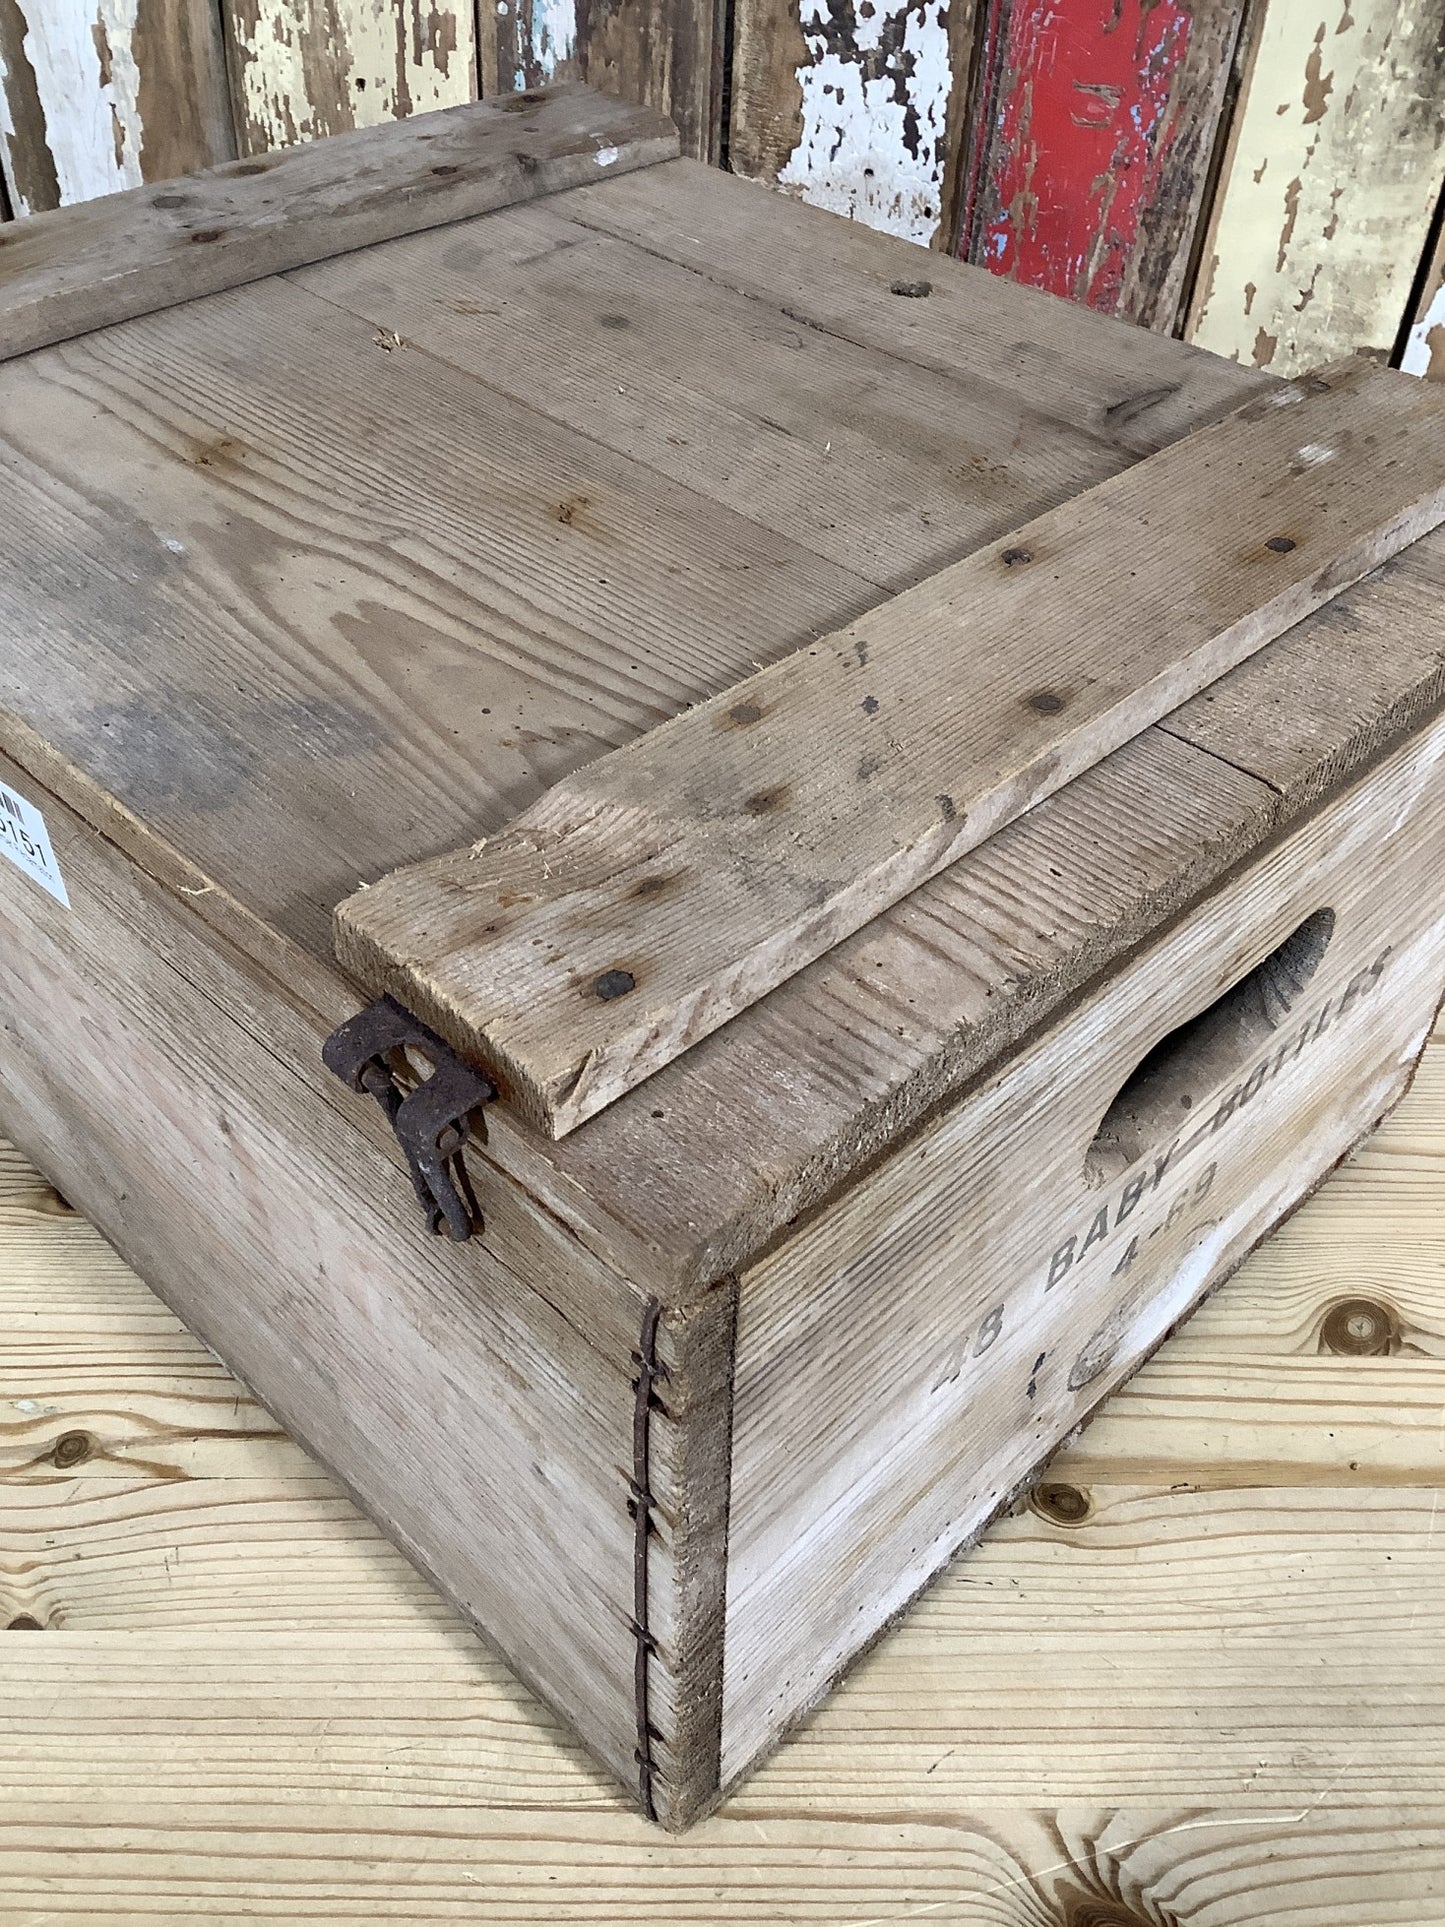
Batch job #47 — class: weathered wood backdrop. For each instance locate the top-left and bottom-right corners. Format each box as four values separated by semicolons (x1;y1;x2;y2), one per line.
2;0;1444;376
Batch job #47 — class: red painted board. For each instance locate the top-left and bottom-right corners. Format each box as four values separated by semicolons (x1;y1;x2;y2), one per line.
959;0;1244;331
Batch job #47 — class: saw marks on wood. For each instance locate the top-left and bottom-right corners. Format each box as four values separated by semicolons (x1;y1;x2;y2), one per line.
335;359;1445;1136
3;1017;1444;1912
1190;0;1445;377
0;0;234;213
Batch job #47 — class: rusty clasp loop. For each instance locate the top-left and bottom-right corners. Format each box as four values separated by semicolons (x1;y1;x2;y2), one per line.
322;995;497;1241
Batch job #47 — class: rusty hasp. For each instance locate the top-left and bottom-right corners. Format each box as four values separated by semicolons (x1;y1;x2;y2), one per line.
322;996;497;1240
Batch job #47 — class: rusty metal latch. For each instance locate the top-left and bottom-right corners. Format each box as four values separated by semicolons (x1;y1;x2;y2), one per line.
322;996;497;1242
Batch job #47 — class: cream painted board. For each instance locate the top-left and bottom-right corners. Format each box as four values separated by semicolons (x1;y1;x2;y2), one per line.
1402;221;1445;380
222;0;476;155
1189;0;1445;376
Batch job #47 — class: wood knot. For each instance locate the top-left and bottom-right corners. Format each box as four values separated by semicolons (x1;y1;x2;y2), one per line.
1265;534;1297;554
1055;1880;1172;1927
1026;689;1066;715
51;1430;93;1470
889;278;932;298
1066;1908;1151;1927
1319;1297;1397;1356
1031;1481;1091;1526
1001;546;1034;567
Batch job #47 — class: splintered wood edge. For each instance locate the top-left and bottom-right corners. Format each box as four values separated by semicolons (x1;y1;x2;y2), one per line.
0;84;679;364
333;361;1445;1140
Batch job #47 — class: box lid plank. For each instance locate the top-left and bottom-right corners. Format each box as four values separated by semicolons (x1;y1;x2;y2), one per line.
0;84;678;364
331;357;1445;1137
3;154;1442;1297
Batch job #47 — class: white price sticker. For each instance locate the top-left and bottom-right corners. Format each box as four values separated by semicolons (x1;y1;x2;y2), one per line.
0;779;69;907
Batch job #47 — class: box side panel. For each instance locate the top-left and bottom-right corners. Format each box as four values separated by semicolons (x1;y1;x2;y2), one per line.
0;752;646;1795
721;710;1445;1784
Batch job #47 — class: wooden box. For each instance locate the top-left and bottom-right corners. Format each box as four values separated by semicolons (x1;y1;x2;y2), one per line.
3;86;1444;1830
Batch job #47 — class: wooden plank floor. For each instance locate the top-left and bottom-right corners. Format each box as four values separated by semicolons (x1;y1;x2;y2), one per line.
3;1027;1445;1921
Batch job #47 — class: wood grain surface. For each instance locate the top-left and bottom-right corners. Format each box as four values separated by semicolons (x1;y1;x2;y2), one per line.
959;0;1245;330
4;1012;1443;1915
0;154;1269;1293
718;697;1445;1780
0;0;234;215
0;84;678;363
334;358;1445;1136
1189;0;1445;377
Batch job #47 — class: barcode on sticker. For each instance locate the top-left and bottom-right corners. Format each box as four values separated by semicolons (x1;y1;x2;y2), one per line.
0;779;69;906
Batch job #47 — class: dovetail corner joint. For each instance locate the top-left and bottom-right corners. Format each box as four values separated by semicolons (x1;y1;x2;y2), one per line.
630;1295;666;1820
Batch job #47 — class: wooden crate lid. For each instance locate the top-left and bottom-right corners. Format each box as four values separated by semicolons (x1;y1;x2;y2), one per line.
333;357;1445;1137
2;115;1443;1297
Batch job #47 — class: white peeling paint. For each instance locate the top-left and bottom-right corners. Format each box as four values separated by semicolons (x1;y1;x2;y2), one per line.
535;0;577;72
1294;442;1335;466
777;0;953;247
235;1;474;150
1402;276;1445;378
0;0;148;212
594;143;619;168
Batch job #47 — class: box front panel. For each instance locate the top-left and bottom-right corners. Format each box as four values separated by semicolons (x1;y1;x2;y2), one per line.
722;711;1445;1783
0;753;649;1796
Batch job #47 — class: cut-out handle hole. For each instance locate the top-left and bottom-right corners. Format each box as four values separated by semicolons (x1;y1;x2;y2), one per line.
1086;907;1335;1186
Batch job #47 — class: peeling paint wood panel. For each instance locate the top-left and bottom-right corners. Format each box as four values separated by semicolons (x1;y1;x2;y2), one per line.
1401;217;1445;380
221;0;476;156
1189;0;1445;377
959;0;1247;331
0;0;234;215
479;0;583;101
728;0;978;248
479;0;721;162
